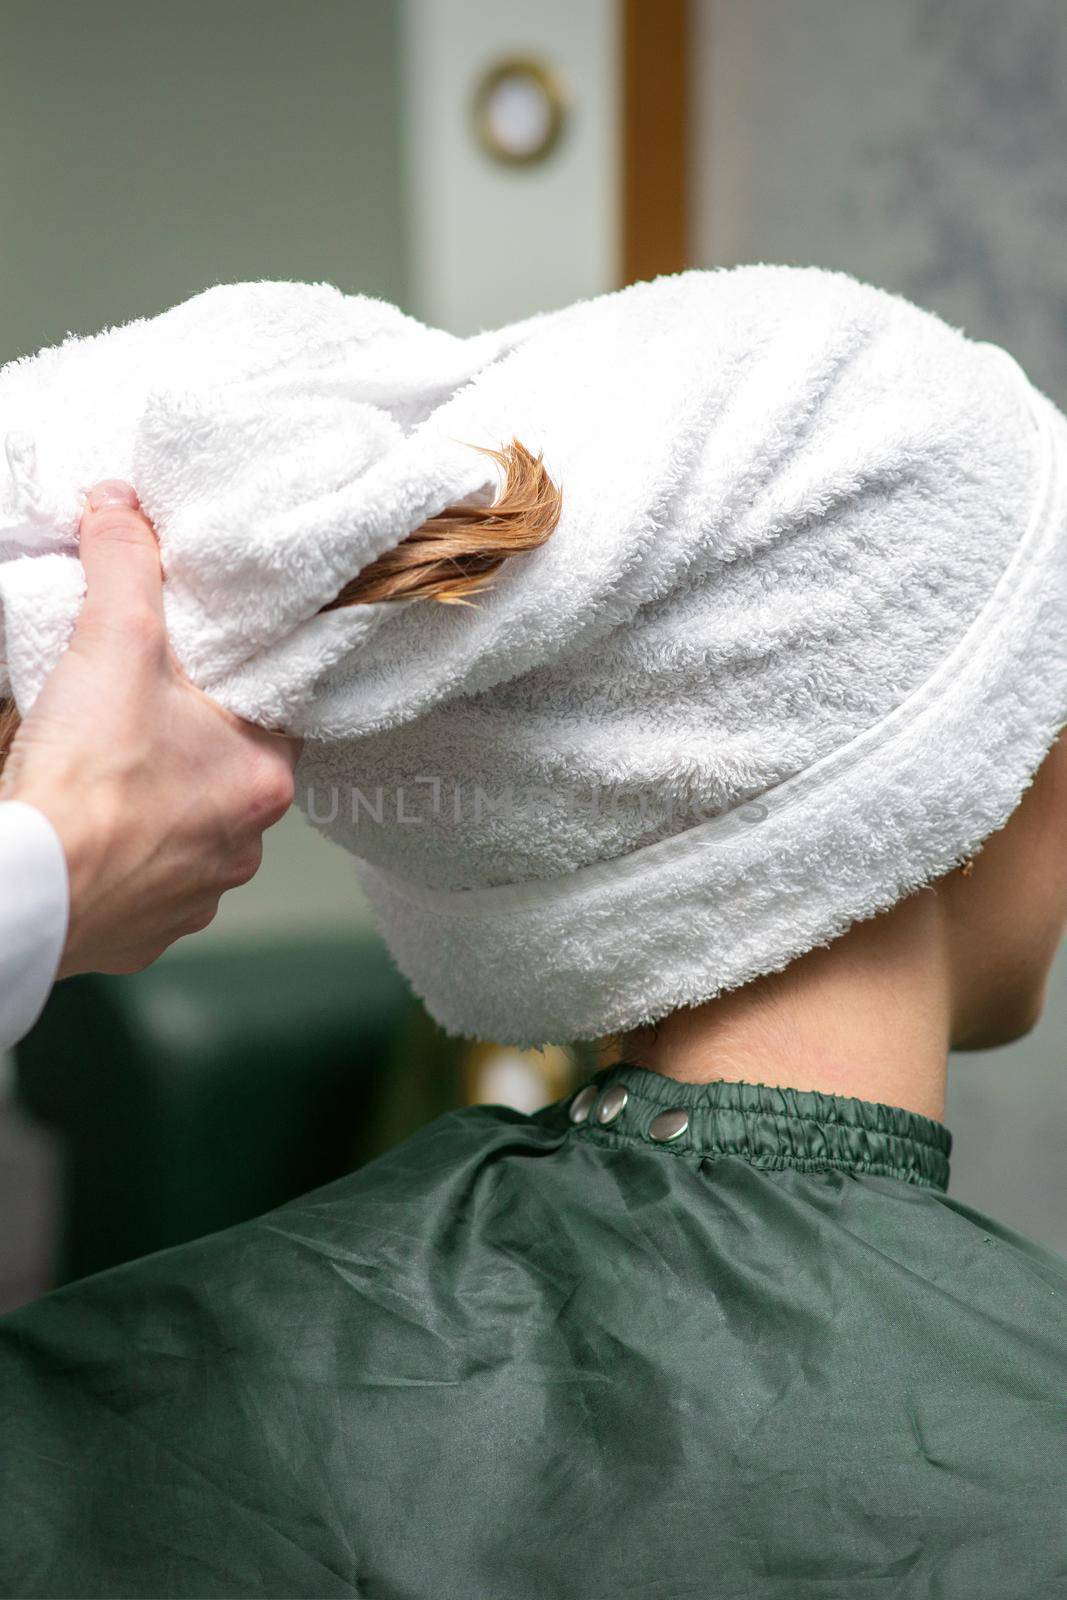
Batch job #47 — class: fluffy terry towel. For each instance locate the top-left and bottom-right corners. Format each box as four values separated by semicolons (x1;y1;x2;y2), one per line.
2;266;1066;1046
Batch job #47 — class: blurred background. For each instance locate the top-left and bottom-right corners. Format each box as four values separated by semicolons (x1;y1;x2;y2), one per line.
1;0;1064;1310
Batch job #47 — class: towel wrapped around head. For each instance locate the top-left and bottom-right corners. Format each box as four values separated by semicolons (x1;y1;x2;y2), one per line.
2;265;1066;1046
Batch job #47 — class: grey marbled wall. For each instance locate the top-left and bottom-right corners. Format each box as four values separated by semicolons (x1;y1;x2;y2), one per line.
692;0;1067;1249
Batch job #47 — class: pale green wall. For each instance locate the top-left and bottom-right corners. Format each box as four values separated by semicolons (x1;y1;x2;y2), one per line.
0;0;623;952
0;0;407;359
0;0;410;943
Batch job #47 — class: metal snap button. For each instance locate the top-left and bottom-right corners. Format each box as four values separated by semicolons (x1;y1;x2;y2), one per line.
595;1084;628;1125
649;1108;689;1143
568;1084;598;1123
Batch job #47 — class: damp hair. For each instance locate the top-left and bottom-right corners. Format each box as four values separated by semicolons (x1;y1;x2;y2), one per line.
0;699;18;773
0;436;563;775
325;437;562;608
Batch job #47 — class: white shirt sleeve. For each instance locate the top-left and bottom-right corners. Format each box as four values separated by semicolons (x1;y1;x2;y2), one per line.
0;800;69;1052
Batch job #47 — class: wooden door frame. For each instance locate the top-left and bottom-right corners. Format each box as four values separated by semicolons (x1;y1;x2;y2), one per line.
620;0;691;287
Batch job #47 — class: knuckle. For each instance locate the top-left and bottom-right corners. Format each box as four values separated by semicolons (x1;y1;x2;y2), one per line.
181;902;219;937
245;759;295;826
223;843;262;889
80;497;156;547
108;944;169;975
84;509;149;542
77;599;165;664
104;956;137;975
122;604;166;656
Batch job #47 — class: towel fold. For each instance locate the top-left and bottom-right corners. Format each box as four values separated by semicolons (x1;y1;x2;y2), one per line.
3;265;1066;1044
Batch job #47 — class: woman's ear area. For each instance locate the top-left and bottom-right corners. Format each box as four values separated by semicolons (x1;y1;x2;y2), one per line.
320;437;563;611
941;728;1067;1051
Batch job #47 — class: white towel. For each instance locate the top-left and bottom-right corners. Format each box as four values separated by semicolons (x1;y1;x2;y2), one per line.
2;265;1066;1045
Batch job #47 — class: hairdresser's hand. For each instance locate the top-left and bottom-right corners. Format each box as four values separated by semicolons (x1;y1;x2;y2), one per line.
0;480;301;977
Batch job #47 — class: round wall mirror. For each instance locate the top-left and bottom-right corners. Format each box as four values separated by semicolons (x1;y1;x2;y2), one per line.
471;55;569;167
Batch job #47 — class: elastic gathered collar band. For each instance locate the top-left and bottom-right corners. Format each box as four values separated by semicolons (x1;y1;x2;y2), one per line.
551;1063;952;1192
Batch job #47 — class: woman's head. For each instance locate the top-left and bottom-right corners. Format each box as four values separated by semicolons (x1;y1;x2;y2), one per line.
3;267;1067;1050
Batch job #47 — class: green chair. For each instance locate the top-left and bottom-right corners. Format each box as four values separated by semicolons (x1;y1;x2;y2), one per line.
14;933;431;1286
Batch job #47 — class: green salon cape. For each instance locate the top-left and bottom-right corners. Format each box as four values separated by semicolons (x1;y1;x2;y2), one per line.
2;1065;1067;1598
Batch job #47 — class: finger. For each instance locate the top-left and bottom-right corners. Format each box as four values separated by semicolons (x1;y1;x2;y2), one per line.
77;480;165;629
183;675;305;774
234;717;304;774
264;731;304;773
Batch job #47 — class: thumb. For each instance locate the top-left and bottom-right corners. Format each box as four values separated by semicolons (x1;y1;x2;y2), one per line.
77;480;164;629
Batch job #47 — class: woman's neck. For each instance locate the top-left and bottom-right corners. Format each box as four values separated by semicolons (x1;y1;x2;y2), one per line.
619;889;954;1121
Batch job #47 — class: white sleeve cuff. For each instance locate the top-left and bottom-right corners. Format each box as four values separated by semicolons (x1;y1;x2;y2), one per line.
0;800;69;1052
